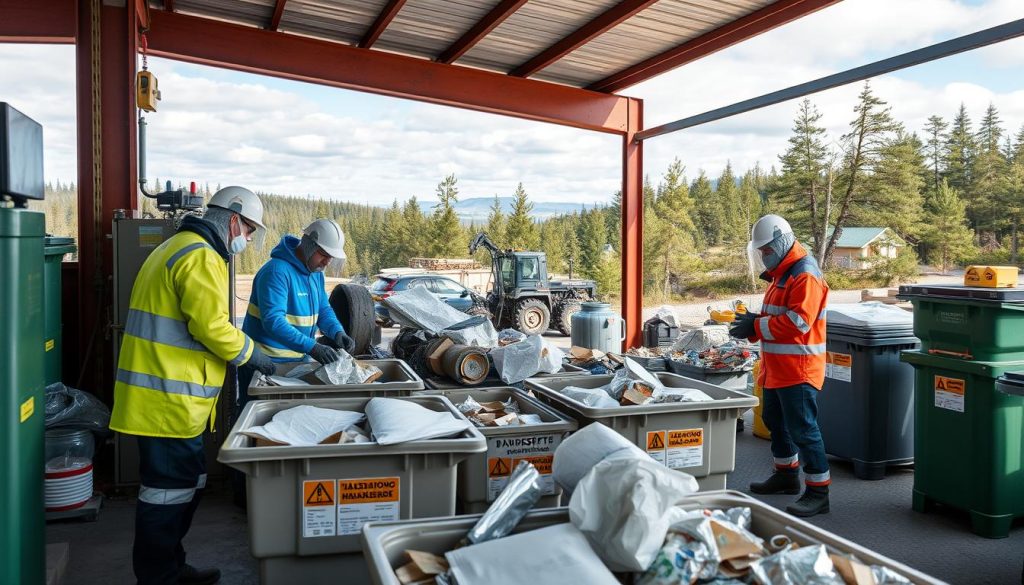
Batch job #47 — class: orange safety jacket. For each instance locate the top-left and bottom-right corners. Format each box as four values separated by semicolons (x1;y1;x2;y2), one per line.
750;241;829;390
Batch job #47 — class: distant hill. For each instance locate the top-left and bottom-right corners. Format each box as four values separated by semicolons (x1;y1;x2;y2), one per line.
414;197;602;221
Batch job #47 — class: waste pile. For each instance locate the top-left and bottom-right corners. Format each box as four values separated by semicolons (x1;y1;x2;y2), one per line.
455;395;542;427
240;398;471;447
258;351;383;387
626;346;666;359
670;342;757;371
566;346;624;374
557;358;714;408
385;288;564;386
387;423;914;585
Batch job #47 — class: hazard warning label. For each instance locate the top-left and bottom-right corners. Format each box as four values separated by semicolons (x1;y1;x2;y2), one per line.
486;433;562;501
337;477;400;536
825;352;853;382
934;375;965;412
645;431;666;465
666;429;704;469
301;480;336;538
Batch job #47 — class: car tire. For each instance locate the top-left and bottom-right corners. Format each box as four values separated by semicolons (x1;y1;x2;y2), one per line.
329;283;375;355
514;298;550;336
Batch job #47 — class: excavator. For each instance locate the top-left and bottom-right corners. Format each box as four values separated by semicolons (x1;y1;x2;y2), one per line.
469;232;596;336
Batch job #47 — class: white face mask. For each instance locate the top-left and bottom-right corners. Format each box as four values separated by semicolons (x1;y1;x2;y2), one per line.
230;235;247;255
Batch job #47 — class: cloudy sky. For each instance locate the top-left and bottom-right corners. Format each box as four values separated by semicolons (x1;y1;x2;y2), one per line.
0;0;1021;206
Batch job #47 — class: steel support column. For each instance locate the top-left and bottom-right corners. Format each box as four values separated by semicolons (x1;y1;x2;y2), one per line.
620;97;643;350
75;0;138;397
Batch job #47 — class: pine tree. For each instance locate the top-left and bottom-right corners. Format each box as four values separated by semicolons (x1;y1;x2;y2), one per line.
504;183;539;250
650;159;699;297
715;162;744;244
1014;125;1024;165
923;115;948;196
689;171;717;247
563;215;582;278
921;180;976;273
539;220;568;276
577;209;608;282
971;104;1009;236
776;98;833;259
736;167;765;249
400;196;427;262
943;103;976;214
429;175;464;257
855;130;925;241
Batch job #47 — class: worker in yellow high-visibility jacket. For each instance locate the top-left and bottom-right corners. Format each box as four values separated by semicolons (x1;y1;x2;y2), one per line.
110;186;275;585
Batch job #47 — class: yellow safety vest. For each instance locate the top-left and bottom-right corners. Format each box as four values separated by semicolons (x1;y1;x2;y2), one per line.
110;231;254;438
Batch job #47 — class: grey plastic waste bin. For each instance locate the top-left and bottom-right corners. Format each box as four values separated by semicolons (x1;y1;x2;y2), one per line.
219;395;485;585
816;303;919;480
247;359;424;399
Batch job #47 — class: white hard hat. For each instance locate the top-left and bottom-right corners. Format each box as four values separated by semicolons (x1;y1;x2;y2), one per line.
303;218;346;259
750;214;793;249
208;186;267;231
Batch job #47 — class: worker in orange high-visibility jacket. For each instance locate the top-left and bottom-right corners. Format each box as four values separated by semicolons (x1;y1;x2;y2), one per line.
730;214;831;518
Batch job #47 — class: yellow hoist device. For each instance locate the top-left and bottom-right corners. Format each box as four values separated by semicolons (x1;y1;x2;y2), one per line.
136;32;160;112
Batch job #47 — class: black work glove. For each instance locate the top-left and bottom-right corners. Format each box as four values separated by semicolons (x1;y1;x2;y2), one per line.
309;342;340;365
247;347;276;376
334;332;356;354
729;311;760;339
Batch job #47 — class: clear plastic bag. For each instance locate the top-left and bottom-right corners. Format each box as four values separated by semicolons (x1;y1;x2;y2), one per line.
44;383;111;434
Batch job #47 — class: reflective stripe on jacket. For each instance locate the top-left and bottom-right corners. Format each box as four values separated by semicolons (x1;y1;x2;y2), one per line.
242;235;344;363
110;230;255;438
751;240;829;390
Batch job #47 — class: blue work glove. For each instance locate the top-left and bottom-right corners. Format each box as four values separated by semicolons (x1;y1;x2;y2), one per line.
334;332;356;354
729;311;760;339
247;347;276;376
309;343;340;365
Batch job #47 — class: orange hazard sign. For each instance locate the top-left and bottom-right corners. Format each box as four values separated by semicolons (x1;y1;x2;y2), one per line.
513;455;553;475
488;457;512;477
303;480;335;507
646;431;665;451
934;375;965;395
668;429;703;448
338;478;400;504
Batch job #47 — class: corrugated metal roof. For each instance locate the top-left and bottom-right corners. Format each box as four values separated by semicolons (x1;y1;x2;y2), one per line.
825;227;906;249
152;0;819;90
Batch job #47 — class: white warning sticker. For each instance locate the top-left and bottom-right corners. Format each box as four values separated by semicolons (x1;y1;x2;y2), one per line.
336;477;400;536
826;352;852;382
486;434;562;501
666;429;704;469
301;480;336;538
646;430;666;465
934;375;965;413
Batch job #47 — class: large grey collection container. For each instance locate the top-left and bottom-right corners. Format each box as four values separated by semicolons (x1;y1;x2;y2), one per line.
816;303;919;480
248;359;424;399
359;490;944;585
219;395;485;585
525;372;758;491
428;387;578;512
666;360;751;391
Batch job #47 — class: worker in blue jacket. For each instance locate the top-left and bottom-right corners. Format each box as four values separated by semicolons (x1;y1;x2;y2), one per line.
238;218;355;401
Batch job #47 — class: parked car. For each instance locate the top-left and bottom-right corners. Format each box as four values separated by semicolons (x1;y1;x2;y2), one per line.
370;274;488;327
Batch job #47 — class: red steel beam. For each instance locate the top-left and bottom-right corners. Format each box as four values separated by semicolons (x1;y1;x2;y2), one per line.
164;0;174;12
437;0;529;64
0;0;77;43
589;0;841;93
358;0;408;49
620;97;643;350
145;10;629;134
511;0;659;78
75;0;138;397
268;0;287;31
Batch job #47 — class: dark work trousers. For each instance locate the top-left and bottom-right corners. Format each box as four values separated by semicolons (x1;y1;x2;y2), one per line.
134;434;207;585
762;383;831;486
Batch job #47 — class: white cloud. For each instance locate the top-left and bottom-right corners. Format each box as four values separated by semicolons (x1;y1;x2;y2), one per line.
0;0;1021;204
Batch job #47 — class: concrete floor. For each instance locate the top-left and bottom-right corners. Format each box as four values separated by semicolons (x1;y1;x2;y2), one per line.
47;411;1023;585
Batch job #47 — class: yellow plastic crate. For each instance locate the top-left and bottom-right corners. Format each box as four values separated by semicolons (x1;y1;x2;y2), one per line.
964;265;1018;288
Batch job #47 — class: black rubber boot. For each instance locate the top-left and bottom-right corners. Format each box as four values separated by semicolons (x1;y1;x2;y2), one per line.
749;469;800;495
786;485;830;517
178;564;221;585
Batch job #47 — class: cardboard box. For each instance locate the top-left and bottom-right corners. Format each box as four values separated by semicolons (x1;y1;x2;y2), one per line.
965;265;1018;288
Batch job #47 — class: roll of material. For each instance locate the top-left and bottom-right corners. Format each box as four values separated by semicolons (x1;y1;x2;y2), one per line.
553;422;648;494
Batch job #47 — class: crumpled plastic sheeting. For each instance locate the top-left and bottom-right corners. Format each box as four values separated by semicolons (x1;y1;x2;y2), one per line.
315;352;382;385
826;302;913;328
569;449;699;572
653;387;715;403
498;328;527;345
672;325;730;353
750;545;845;585
440;315;499;348
44;383;111;433
553;422;648;495
365;397;471;445
264;375;311;387
560;386;620;409
283;362;319;379
243;405;364;446
610;358;665;400
651;305;680;329
466;461;542;545
872;566;912;584
491;335;564;383
638;532;715;585
384;286;488;335
710;507;763;548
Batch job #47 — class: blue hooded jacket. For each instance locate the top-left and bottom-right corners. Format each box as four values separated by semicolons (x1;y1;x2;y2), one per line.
242;235;345;362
